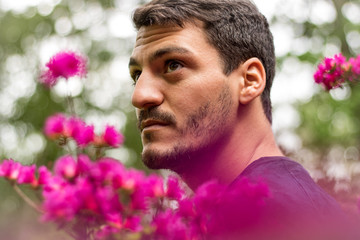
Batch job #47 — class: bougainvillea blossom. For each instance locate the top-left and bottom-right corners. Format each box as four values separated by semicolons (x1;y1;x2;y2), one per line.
349;55;360;78
314;53;346;90
44;114;123;149
165;175;185;200
102;125;124;147
152;210;188;240
41;176;83;221
93;125;124;148
0;159;22;181
40;51;87;87
69;118;95;147
17;164;37;186
314;53;360;90
38;166;52;185
44;113;67;139
54;155;78;179
0;152;275;240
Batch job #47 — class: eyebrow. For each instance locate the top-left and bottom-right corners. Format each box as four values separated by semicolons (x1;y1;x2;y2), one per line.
128;46;191;68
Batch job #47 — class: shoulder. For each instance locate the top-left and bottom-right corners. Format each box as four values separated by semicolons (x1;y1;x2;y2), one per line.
240;156;307;178
230;156;356;239
233;156;343;216
236;156;315;192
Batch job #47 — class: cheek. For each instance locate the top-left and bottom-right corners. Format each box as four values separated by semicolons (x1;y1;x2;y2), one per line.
173;83;215;105
165;77;231;120
169;93;207;123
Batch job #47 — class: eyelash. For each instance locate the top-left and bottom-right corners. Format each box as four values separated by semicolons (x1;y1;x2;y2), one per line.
130;60;183;85
131;70;141;85
165;60;183;73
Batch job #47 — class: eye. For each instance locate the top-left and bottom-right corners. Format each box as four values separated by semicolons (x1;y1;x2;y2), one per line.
130;70;142;84
165;60;183;73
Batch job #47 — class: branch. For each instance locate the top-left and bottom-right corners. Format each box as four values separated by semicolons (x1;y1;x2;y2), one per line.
13;184;44;213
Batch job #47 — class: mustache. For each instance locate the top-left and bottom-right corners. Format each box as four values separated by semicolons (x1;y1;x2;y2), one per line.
137;107;176;130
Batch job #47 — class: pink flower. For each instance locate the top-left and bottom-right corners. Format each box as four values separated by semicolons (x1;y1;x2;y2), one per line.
8;161;21;180
17;164;37;186
44;113;66;139
54;155;78;179
349;55;360;79
148;174;165;197
178;198;195;218
103;125;124;147
0;159;22;180
314;53;346;90
122;169;145;191
95;225;119;239
0;159;8;177
43;175;67;192
152;210;188;240
193;180;224;212
40;51;87;87
41;177;82;221
77;154;93;174
74;177;98;212
41;175;101;222
44;114;95;147
94;125;124;148
166;175;185;200
152;178;270;239
105;212;123;229
124;216;142;232
38;166;52;185
90;158;125;188
1;160;49;188
314;53;360;90
95;186;123;216
69;117;95;147
130;187;150;211
208;178;270;235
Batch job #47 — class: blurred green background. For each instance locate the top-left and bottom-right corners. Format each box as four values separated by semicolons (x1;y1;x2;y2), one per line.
0;0;359;239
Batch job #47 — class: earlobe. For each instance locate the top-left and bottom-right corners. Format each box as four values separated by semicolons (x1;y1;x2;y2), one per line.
238;58;266;105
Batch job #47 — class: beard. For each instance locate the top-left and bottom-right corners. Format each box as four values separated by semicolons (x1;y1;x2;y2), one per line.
139;83;233;172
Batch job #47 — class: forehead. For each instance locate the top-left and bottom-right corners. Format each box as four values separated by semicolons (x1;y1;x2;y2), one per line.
135;24;186;47
130;22;218;65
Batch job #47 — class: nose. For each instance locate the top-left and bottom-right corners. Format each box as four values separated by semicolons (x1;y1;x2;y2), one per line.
131;71;164;109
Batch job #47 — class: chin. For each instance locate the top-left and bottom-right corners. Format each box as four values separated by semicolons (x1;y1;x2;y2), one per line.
141;144;191;171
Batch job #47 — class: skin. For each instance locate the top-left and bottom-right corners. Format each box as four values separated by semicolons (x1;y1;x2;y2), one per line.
129;22;283;190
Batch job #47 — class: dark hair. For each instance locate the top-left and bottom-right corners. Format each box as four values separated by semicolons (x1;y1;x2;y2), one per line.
132;0;275;123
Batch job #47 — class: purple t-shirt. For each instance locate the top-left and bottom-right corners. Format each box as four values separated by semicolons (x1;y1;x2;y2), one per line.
234;156;343;218
231;156;354;239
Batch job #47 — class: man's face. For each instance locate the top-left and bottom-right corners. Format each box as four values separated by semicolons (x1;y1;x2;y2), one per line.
129;23;239;171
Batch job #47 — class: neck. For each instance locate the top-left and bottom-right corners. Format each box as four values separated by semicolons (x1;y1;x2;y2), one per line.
176;102;283;191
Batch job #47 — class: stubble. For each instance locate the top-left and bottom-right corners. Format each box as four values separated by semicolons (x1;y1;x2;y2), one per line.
141;83;233;171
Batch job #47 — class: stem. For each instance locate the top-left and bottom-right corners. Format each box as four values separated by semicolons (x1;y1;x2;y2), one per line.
66;143;74;156
62;225;79;240
95;147;104;160
67;94;76;116
66;81;76;116
67;140;78;158
13;184;43;213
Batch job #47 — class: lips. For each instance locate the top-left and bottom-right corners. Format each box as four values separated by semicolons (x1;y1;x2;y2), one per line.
140;119;169;131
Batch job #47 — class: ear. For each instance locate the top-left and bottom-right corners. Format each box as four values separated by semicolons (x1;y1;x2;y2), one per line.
237;58;266;105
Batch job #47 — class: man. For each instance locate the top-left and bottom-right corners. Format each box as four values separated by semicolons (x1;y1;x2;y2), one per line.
129;0;280;190
128;0;354;239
